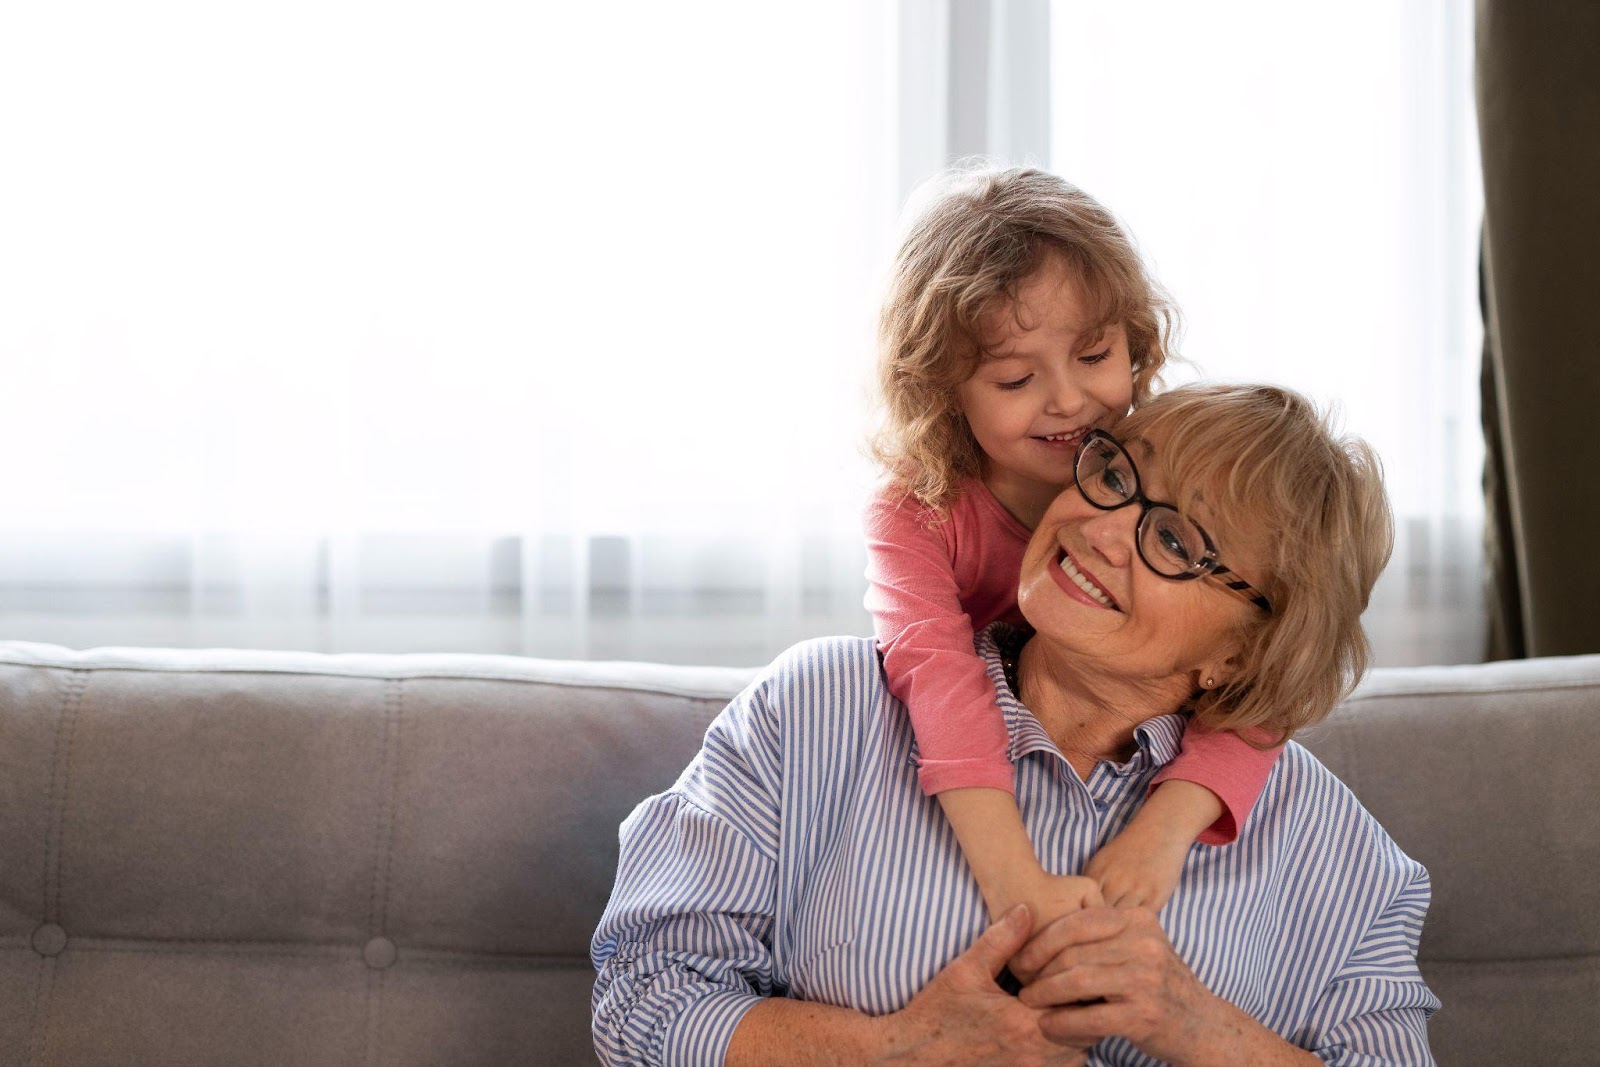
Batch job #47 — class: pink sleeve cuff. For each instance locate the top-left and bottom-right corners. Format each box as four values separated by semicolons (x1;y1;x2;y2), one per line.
915;755;1016;797
1151;725;1284;845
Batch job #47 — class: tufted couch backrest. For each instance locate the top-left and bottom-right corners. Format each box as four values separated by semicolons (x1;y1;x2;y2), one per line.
0;642;748;1067
1298;653;1600;1067
2;641;1598;1065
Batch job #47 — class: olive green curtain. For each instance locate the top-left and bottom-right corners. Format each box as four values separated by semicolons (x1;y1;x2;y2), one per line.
1477;0;1600;659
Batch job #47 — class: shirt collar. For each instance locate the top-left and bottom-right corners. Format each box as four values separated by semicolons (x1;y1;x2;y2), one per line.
978;625;1188;773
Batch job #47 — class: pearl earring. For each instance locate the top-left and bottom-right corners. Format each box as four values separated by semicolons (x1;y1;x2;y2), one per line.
1204;676;1215;689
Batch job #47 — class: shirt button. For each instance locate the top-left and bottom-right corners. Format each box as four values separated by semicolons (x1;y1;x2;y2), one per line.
1093;800;1108;812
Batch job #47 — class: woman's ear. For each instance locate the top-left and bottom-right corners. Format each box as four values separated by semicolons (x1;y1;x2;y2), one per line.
1197;653;1244;690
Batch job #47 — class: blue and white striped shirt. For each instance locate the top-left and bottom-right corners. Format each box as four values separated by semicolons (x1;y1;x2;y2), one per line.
592;631;1439;1066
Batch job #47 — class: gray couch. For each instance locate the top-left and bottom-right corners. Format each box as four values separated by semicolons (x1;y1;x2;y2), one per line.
1;640;1596;1066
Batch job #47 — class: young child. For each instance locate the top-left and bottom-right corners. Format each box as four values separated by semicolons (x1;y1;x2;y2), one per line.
865;165;1281;926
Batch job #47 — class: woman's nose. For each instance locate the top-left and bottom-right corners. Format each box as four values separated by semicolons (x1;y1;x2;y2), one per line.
1081;504;1136;568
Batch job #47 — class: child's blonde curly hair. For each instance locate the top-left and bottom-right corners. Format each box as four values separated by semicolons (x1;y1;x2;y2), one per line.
869;163;1179;509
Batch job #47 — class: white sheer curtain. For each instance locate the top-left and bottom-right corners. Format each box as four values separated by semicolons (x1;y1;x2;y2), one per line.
3;1;1484;667
1050;0;1485;666
2;1;904;663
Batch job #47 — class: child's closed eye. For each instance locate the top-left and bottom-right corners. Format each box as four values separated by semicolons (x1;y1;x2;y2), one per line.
996;374;1033;391
1079;350;1111;365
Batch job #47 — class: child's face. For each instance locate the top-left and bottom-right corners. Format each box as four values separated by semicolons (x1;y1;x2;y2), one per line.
957;254;1136;505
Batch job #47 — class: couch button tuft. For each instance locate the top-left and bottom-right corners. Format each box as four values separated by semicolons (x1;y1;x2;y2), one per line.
363;936;398;969
32;923;68;957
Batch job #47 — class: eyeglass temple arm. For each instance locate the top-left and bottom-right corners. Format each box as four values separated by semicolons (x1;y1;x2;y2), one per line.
1211;565;1273;613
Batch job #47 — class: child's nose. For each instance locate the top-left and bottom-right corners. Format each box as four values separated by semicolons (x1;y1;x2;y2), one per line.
1043;375;1085;416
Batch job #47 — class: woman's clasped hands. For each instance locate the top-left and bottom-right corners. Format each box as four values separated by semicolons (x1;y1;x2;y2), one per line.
879;903;1232;1067
876;906;1087;1067
1011;904;1239;1066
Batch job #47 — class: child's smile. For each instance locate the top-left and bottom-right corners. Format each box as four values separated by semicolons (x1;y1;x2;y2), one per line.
1034;427;1097;450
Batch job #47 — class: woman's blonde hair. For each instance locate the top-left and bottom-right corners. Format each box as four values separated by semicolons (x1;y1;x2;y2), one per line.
1114;383;1395;742
869;163;1179;509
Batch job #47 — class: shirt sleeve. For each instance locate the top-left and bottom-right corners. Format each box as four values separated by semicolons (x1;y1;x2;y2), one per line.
590;677;784;1067
862;490;1014;795
1150;723;1284;844
1301;864;1441;1065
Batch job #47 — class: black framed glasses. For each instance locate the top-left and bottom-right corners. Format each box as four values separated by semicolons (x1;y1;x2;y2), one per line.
1073;430;1273;613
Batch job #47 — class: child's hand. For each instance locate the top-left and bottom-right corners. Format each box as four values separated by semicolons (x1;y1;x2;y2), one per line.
1086;779;1222;910
1082;820;1190;911
1028;872;1104;923
1007;873;1104;984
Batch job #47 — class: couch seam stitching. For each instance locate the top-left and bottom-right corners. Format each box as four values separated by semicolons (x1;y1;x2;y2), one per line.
0;659;753;701
43;670;87;925
33;670;85;1067
0;942;595;963
365;968;386;1067
370;679;402;939
1420;951;1600;964
1344;678;1600;702
365;679;402;1067
27;957;56;1067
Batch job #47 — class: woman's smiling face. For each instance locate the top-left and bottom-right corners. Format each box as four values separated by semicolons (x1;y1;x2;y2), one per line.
1015;430;1267;690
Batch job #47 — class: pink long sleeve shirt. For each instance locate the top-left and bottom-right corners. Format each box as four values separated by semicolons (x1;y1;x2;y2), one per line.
864;477;1280;844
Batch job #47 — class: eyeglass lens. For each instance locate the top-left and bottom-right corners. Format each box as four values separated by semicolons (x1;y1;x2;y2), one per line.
1075;438;1213;579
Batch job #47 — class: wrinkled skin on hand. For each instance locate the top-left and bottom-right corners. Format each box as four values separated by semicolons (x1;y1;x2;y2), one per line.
1014;906;1221;1063
876;906;1089;1067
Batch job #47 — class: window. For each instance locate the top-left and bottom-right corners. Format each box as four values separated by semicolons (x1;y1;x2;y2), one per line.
3;1;1484;666
1;2;894;662
1051;0;1484;664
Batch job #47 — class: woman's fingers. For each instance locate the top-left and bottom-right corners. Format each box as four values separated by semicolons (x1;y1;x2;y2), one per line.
1018;957;1133;1008
1027;935;1140;985
965;904;1034;981
883;904;1091;1067
1036;999;1128;1048
1013;906;1218;1058
1012;904;1142;977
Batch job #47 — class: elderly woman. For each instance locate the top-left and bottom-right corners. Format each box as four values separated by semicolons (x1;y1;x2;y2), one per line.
591;384;1439;1066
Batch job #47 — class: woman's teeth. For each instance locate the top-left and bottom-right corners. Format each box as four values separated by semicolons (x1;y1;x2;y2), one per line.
1059;551;1115;608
